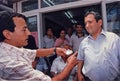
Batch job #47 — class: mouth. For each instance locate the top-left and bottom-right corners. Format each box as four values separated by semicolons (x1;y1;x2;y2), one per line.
26;38;29;41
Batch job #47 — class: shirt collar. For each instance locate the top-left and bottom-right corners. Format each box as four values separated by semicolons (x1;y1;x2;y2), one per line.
0;42;23;51
88;29;106;39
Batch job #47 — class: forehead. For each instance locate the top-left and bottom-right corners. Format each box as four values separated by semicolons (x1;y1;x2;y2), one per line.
61;30;65;33
85;14;95;20
13;17;26;27
76;25;82;28
47;28;52;31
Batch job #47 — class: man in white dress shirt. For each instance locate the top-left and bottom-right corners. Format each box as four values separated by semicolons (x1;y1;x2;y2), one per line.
77;11;120;81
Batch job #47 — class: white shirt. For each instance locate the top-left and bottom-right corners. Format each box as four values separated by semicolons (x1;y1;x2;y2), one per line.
0;42;51;81
77;30;120;81
65;34;72;42
43;35;55;48
51;56;77;81
69;33;85;52
43;35;55;57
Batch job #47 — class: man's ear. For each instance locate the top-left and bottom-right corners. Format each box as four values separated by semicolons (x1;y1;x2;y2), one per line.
3;30;13;40
98;19;102;27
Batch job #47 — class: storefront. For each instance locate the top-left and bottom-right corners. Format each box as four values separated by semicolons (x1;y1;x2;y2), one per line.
13;0;120;48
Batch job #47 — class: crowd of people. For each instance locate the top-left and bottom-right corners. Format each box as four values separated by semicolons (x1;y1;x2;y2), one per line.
0;10;119;81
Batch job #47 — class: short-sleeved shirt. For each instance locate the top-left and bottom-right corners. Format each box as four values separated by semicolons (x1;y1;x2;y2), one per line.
0;42;51;81
43;35;55;57
43;35;55;48
77;30;120;81
69;33;85;52
65;34;72;42
51;56;77;81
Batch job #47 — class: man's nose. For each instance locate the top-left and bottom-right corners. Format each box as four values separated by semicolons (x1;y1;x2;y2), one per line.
85;23;89;28
27;29;31;35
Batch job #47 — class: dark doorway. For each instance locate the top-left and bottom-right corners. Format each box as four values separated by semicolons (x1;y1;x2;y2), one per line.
42;3;101;37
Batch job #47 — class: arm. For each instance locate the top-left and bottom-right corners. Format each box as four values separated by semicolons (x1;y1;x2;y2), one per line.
52;52;78;81
77;60;84;81
36;47;66;57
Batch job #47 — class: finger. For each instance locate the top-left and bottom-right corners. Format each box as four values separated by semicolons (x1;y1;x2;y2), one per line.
72;51;78;57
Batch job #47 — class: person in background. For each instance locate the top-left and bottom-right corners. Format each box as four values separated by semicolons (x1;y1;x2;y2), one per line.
51;44;77;81
54;29;69;48
77;11;120;81
36;57;48;74
65;27;73;42
69;24;85;52
41;28;56;76
0;11;78;81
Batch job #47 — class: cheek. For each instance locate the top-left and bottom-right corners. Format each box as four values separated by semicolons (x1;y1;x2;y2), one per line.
13;34;26;43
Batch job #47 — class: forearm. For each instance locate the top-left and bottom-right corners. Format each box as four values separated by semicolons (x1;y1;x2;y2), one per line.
78;60;84;75
52;63;74;81
36;48;55;57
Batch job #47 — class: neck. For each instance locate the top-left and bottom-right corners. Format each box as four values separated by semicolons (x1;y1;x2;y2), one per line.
60;36;65;39
77;33;83;37
4;40;21;48
68;33;72;36
47;35;52;38
91;29;102;40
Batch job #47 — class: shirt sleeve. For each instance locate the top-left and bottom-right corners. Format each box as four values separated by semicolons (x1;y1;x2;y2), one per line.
77;43;84;61
23;48;37;62
43;36;46;48
118;38;120;61
1;60;51;81
69;36;73;46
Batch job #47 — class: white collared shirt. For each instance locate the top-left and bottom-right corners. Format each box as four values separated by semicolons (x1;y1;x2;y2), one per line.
51;56;77;81
69;33;85;52
77;30;120;81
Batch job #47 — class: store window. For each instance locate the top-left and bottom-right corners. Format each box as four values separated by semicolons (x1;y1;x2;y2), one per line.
27;16;38;47
22;0;38;12
41;0;79;8
27;16;37;32
106;1;120;36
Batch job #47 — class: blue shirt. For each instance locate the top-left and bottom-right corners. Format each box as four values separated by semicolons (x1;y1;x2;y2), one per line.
77;30;120;81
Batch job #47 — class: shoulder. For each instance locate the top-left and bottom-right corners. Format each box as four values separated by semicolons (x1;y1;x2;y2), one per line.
55;38;61;41
53;56;61;62
105;31;119;40
43;35;48;39
79;36;89;47
71;34;77;38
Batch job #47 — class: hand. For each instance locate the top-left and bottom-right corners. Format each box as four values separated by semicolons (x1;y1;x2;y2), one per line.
56;47;66;57
67;52;78;67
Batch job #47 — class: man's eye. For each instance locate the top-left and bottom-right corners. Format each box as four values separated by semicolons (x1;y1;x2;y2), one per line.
23;29;26;31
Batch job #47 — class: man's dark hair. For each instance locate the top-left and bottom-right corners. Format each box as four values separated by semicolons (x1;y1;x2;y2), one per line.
84;11;102;22
0;11;27;42
74;24;83;28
